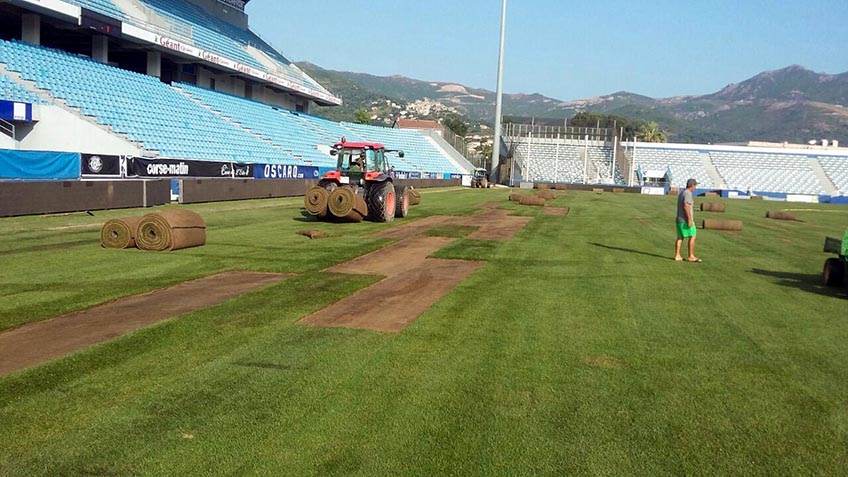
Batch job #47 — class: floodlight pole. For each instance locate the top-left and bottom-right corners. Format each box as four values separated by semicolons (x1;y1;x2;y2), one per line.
490;0;507;180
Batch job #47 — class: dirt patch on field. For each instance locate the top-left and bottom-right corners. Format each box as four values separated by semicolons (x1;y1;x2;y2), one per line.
0;271;288;376
329;236;456;277
582;355;624;369
466;208;532;241
303;258;482;332
543;207;570;217
375;216;454;240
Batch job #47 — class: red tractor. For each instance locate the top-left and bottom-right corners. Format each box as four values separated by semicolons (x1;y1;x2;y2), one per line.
316;140;410;222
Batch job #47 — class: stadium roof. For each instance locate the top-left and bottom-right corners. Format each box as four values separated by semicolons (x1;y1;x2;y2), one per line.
24;0;340;105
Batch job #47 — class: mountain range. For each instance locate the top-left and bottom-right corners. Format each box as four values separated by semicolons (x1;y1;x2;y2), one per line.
297;62;848;145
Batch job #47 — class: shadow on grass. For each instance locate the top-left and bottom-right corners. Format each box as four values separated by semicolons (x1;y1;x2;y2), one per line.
751;268;847;299
589;242;671;261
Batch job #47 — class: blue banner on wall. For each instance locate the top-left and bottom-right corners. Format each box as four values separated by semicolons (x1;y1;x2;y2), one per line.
0;149;80;180
254;164;325;180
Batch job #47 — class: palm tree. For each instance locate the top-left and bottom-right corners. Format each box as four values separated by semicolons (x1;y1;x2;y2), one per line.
638;122;668;143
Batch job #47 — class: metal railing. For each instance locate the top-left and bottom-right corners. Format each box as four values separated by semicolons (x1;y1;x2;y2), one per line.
504;123;614;141
0;119;15;141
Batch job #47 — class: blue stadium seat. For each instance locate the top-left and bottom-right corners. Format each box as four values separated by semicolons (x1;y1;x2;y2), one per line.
176;83;463;174
66;0;330;97
0;39;286;164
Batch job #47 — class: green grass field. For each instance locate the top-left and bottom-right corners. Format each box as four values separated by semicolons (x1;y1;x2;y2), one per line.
1;188;846;475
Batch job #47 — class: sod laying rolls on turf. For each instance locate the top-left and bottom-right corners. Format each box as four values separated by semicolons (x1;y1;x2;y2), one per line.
537;190;557;200
766;211;797;221
509;193;524;202
701;219;743;231
328;187;368;222
593;188;604;194
304;186;329;217
408;187;422;206
136;209;206;251
100;217;142;249
700;202;726;213
519;196;546;207
554;184;568;191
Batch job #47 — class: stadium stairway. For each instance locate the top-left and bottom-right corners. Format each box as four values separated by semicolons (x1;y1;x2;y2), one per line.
700;152;728;189
809;158;838;195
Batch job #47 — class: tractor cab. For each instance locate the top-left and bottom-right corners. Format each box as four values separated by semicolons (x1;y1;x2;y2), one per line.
323;140;404;186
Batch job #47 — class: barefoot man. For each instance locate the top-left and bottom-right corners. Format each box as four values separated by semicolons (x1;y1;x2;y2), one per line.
675;178;701;262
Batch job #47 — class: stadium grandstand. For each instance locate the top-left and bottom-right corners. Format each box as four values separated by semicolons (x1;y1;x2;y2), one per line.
0;0;472;215
504;123;848;202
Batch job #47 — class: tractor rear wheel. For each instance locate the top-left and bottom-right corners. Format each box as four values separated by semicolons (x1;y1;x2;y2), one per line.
822;258;846;287
394;185;410;218
367;181;396;223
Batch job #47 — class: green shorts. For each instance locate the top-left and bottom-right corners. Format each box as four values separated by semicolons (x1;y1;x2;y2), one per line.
676;221;697;239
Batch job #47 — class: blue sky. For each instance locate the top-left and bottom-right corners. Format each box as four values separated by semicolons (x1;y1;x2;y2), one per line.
247;0;848;101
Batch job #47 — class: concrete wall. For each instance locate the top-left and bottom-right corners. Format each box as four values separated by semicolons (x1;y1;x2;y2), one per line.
16;105;141;156
0;180;170;217
0;133;15;150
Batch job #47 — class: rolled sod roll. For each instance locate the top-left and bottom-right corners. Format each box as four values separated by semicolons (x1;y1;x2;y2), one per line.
304;186;330;217
593;188;604;194
537;190;557;200
328;187;368;222
766;211;797;221
100;217;142;249
509;193;524;202
519;196;546;207
536;183;549;190
700;202;726;213
613;188;625;193
554;184;568;191
408;187;422;206
136;209;206;251
701;219;743;231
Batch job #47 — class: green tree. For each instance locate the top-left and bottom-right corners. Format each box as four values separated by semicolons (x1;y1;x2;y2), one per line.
442;115;469;137
354;108;371;125
638;121;668;143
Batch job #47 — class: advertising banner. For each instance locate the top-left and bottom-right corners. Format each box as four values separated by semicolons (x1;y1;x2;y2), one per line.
253;164;321;180
128;157;253;178
80;153;121;177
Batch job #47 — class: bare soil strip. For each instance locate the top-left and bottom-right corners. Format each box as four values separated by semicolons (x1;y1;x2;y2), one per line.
329;236;456;277
466;209;532;241
302;258;482;332
375;216;454;240
305;207;532;332
0;271;288;376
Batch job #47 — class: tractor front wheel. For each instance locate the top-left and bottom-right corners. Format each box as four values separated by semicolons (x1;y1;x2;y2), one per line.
367;181;396;223
822;258;846;287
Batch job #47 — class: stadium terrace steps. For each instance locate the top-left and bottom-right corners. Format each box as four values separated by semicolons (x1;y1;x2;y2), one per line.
818;156;848;195
709;151;825;195
809;158;839;195
700;152;728;189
